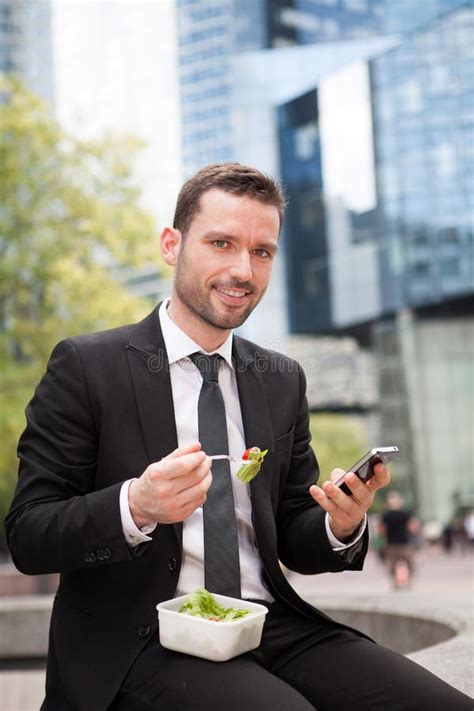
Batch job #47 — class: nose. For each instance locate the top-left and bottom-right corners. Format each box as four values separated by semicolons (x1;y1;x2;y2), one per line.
228;249;253;282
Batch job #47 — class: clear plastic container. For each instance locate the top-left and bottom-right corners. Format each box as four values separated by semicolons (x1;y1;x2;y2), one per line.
156;593;268;662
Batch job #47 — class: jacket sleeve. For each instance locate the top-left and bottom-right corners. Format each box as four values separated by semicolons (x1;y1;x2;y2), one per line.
5;339;134;575
275;367;369;575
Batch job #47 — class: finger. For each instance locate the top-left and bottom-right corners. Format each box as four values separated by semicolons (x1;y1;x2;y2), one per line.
340;472;373;507
366;463;390;492
164;442;202;460
310;484;359;532
321;479;362;516
309;484;337;514
152;450;208;480
173;456;212;494
176;470;213;510
309;484;352;520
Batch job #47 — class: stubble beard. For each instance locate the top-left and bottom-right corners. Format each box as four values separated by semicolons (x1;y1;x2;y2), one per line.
174;250;262;331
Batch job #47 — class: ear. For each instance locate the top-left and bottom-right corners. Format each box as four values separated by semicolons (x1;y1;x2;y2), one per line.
160;227;182;266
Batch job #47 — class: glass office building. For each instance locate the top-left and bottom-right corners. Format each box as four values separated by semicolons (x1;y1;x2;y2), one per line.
274;1;473;519
177;0;234;177
276;0;472;337
278;58;383;335
267;0;385;46
0;0;54;104
371;3;474;522
372;3;473;313
278;89;332;333
382;0;470;33
176;0;391;178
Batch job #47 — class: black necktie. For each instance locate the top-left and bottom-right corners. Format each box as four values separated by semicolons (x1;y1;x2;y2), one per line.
190;352;241;598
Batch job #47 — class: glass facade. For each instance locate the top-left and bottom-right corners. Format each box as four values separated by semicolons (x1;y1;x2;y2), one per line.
372;3;474;313
0;0;54;104
269;0;385;47
177;0;234;177
278;89;332;333
176;0;396;181
374;311;474;524
0;0;17;73
277;1;473;332
382;0;469;33
272;1;473;520
370;4;474;522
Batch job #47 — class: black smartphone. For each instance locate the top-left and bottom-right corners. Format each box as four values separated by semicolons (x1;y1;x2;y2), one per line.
334;446;399;495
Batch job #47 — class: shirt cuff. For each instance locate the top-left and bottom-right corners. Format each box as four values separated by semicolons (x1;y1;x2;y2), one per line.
325;513;367;551
120;479;156;547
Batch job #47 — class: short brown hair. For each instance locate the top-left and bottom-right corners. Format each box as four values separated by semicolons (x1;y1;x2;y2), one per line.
173;162;286;236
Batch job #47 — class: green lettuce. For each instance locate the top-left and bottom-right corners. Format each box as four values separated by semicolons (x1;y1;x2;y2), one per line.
235;447;268;484
179;588;250;621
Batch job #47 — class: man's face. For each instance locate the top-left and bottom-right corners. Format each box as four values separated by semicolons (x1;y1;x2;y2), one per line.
172;189;280;331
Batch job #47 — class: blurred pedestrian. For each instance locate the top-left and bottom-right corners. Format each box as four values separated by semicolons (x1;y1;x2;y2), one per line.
423;519;443;550
463;510;474;549
379;491;420;589
442;521;454;554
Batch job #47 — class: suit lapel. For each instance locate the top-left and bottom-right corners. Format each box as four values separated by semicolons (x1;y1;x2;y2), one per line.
233;338;275;526
125;307;182;545
126;307;179;464
127;316;274;478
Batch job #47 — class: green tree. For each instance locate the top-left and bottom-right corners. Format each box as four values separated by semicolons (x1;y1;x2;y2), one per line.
309;412;385;513
309;412;367;481
0;75;163;546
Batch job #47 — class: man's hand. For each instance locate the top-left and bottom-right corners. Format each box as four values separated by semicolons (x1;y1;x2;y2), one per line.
128;442;213;528
309;463;390;542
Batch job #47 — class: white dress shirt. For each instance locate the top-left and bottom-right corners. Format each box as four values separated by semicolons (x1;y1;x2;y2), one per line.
119;298;366;601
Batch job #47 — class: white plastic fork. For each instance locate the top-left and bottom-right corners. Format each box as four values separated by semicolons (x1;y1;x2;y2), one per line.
210;455;247;465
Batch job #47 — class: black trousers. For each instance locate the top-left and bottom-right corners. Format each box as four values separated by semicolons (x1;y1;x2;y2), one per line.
111;600;472;710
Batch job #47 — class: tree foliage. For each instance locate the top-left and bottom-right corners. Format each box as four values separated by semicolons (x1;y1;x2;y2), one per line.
309;412;367;481
309;412;385;512
0;75;163;544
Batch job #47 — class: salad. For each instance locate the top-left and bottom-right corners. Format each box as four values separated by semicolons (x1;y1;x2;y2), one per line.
235;446;268;484
179;588;250;622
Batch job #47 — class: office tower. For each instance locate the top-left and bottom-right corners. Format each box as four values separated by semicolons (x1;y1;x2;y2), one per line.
372;3;473;312
371;2;474;523
273;1;473;520
0;0;54;104
264;0;385;46
176;0;234;178
175;0;394;343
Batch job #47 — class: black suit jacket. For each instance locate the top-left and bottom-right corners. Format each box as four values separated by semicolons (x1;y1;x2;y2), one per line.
5;307;368;710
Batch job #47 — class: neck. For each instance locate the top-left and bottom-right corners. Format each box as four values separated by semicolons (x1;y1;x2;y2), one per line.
167;295;230;352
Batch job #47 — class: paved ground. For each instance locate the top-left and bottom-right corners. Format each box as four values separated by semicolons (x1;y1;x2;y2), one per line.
286;545;474;608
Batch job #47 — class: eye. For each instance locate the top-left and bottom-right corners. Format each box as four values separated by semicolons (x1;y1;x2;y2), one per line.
212;240;229;249
252;248;272;259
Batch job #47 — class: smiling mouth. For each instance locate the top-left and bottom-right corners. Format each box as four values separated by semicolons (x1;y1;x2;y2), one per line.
214;286;252;303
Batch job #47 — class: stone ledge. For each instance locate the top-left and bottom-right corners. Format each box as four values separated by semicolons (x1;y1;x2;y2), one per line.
0;564;58;597
0;595;54;659
313;595;473;699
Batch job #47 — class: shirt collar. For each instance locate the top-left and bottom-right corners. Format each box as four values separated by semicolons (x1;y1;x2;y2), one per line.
159;298;234;369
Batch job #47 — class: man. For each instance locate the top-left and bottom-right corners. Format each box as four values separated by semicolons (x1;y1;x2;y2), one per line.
5;163;470;710
380;490;419;588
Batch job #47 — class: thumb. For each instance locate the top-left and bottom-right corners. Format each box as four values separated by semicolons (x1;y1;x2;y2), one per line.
330;467;346;483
